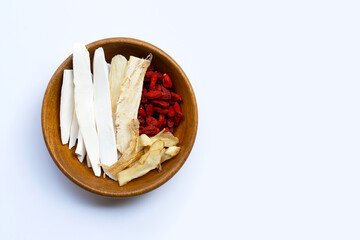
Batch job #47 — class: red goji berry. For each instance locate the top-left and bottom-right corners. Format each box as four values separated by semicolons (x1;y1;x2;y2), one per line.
155;84;162;91
161;92;171;100
162;73;172;88
168;106;175;117
160;85;171;100
167;118;174;128
154;107;169;114
141;89;148;103
138;116;145;126
174;102;181;114
146;116;158;126
157;114;165;128
164;127;170;132
145;71;154;78
152;100;170;109
171;92;182;101
138;106;146;117
149;73;157;90
141;125;159;136
174;112;183;126
146;104;154;116
146;91;162;99
141;96;148;103
141;67;184;134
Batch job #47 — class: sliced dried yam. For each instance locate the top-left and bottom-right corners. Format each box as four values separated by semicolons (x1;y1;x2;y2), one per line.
86;154;91;168
60;70;74;145
75;130;86;162
68;110;79;149
93;47;117;180
73;43;101;177
117;140;164;186
77;153;85;163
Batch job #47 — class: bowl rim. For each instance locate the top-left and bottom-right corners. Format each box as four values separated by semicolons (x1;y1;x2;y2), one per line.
41;37;198;197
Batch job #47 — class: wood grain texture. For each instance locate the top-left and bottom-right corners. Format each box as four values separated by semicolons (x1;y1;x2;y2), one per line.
41;38;198;197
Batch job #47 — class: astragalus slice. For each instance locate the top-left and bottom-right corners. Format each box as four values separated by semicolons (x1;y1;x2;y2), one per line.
102;119;140;177
161;146;180;163
60;70;74;145
117;140;164;186
93;47;117;180
150;131;179;147
115;55;151;154
73;43;101;177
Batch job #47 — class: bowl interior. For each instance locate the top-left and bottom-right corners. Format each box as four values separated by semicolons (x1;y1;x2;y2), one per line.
42;38;198;197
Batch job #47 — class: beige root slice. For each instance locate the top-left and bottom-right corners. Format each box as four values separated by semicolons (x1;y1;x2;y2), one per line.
137;134;152;152
109;55;128;121
104;150;144;177
117;140;164;186
103;119;140;176
115;55;152;154
150;131;179;147
126;145;151;169
161;146;181;163
157;148;166;171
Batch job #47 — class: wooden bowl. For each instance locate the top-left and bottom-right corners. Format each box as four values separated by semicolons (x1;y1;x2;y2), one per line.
41;38;198;197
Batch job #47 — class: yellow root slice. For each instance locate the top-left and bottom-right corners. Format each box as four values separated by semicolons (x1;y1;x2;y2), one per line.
117;140;164;186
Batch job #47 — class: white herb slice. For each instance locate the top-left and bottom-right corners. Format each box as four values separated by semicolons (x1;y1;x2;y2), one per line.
73;43;101;177
93;47;117;180
60;70;74;145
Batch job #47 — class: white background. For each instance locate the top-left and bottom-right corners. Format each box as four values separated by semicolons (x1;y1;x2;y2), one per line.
1;0;360;239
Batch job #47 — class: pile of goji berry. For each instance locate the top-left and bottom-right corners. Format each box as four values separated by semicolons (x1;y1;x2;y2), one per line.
138;66;183;136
